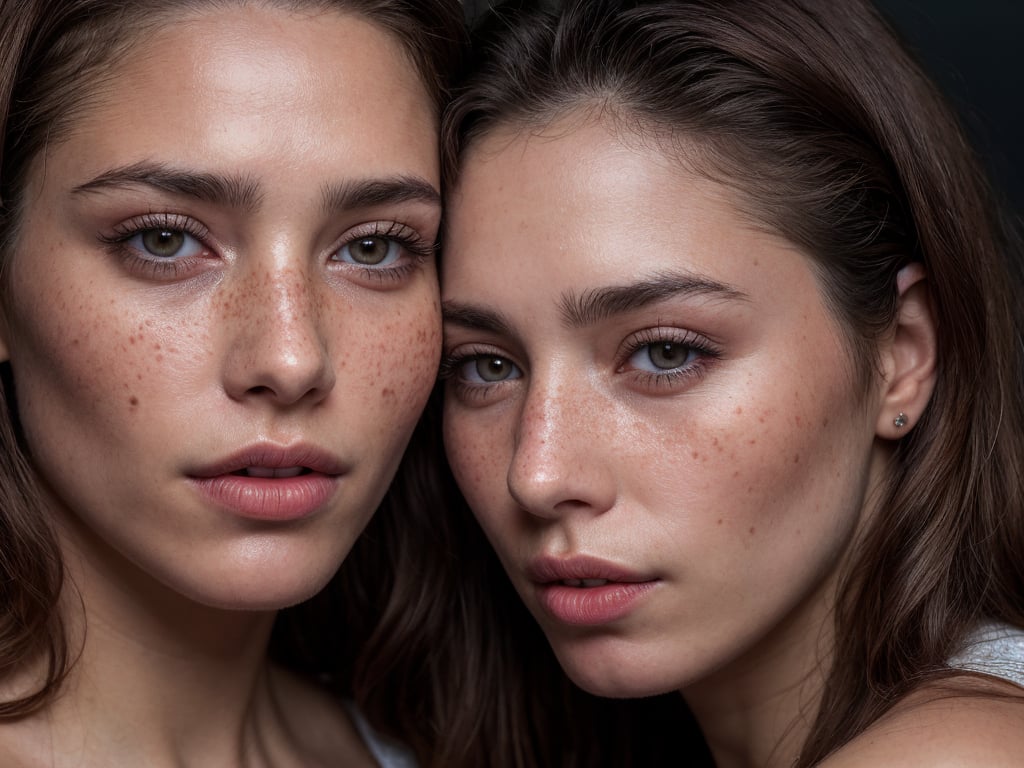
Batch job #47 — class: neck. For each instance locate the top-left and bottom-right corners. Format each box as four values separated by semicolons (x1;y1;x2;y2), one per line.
60;554;285;765
7;510;300;767
682;582;836;768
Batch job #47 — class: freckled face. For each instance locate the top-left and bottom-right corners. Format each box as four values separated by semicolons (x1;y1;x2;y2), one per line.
441;118;887;697
1;7;441;610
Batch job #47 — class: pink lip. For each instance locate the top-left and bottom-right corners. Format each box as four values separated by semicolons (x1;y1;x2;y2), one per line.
528;555;659;626
187;444;346;522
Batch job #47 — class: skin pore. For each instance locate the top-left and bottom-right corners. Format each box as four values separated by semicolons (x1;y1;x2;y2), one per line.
0;5;439;766
441;115;939;767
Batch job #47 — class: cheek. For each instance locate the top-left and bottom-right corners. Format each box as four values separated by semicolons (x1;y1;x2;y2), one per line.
637;373;862;540
442;399;511;521
7;275;194;430
340;289;441;423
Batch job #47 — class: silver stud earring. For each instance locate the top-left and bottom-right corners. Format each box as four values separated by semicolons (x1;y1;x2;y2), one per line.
893;412;908;428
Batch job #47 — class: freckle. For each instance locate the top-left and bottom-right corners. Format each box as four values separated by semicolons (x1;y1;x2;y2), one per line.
794;453;800;463
717;518;723;525
823;417;829;427
732;470;739;478
748;526;756;535
153;343;161;351
758;416;766;424
691;451;700;460
129;396;138;407
137;373;143;380
748;439;756;445
129;336;136;344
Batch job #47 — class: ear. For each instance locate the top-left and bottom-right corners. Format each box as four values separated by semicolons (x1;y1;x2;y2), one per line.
876;263;936;439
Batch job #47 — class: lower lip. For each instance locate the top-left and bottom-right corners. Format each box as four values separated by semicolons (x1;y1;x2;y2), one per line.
535;581;659;626
189;474;338;522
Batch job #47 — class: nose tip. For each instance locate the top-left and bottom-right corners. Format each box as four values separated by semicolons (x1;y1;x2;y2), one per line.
506;387;615;519
221;265;336;407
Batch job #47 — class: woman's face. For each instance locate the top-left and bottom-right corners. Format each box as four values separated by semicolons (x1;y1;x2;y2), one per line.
1;5;441;610
442;117;891;698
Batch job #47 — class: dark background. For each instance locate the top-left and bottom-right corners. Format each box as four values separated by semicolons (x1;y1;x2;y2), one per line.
461;1;1024;217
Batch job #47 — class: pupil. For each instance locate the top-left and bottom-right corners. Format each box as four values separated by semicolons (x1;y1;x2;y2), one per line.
143;229;184;258
353;237;387;264
478;357;508;381
651;342;686;369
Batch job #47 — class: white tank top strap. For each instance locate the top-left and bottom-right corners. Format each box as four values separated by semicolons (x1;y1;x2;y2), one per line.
946;620;1024;689
344;700;420;768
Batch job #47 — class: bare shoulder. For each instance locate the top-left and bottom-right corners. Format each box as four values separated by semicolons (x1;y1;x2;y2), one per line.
821;678;1024;767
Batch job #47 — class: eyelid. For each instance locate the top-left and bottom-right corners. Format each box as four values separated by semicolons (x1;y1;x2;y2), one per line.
333;220;437;260
330;219;437;284
440;342;517;378
102;211;212;247
98;211;217;281
614;326;723;392
616;326;721;367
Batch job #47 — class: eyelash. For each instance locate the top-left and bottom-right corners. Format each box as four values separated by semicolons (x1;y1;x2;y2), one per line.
334;221;437;283
617;328;722;389
440;328;722;403
99;212;213;280
438;344;520;403
98;215;437;283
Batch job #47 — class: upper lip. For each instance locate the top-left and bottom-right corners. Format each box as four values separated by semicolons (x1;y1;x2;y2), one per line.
526;554;655;585
187;443;347;478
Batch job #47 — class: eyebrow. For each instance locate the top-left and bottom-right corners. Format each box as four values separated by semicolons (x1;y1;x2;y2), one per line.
321;176;441;215
442;272;747;335
441;302;516;337
72;162;442;216
560;271;748;328
72;161;263;211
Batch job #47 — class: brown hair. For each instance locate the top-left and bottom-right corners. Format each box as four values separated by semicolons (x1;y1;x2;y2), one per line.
442;0;1024;763
0;0;469;761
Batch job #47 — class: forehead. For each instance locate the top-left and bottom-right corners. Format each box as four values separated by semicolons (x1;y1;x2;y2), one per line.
37;4;437;190
444;115;804;291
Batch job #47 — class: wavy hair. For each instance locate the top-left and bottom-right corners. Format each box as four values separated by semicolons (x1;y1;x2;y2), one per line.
442;0;1024;763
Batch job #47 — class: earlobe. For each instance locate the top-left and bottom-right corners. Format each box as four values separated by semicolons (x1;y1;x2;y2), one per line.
876;263;937;439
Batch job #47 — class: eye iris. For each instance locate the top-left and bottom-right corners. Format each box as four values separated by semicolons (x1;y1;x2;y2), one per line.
350;236;390;265
476;356;511;382
142;229;184;258
649;342;689;369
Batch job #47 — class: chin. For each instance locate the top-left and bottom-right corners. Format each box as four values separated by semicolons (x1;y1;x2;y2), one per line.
153;550;344;613
180;574;335;612
551;638;684;699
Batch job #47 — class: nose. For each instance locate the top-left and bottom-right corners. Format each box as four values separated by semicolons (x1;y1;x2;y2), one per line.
507;379;616;519
221;261;335;407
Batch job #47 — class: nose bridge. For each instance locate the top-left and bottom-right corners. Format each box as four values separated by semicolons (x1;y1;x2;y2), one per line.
221;251;334;405
508;370;614;517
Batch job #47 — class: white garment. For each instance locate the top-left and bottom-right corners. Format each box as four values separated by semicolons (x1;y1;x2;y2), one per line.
946;620;1024;689
346;703;419;768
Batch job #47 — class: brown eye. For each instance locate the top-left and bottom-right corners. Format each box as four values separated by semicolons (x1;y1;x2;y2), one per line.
475;356;515;382
648;342;692;370
141;229;186;258
339;236;400;266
